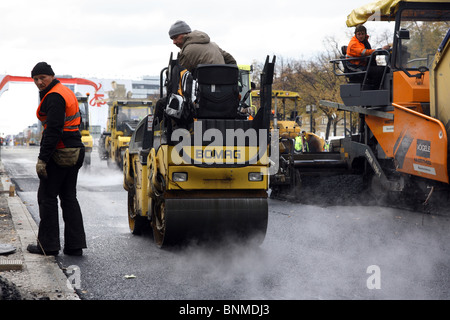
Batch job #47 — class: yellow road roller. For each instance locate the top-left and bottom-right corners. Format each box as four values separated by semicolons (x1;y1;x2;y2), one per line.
123;55;276;247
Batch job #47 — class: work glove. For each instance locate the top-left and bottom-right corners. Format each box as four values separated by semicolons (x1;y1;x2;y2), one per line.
36;158;48;179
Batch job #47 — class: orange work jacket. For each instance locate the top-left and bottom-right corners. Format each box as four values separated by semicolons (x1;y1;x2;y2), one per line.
346;35;375;66
36;82;81;132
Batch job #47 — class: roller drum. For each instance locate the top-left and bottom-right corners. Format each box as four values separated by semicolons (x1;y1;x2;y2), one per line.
161;198;268;246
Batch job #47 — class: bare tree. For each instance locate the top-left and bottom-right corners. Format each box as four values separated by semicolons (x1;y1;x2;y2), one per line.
252;35;360;139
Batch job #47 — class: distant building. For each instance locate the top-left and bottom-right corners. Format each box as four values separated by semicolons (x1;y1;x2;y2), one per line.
58;75;160;133
131;76;160;99
1;74;160;140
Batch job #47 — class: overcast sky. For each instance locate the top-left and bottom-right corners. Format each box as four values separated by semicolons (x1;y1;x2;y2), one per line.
0;0;390;136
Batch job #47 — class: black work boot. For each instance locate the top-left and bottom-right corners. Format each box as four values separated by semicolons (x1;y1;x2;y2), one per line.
27;243;59;256
63;248;83;256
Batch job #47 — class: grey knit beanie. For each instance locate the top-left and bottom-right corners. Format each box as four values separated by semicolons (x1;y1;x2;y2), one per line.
31;62;55;78
169;20;191;39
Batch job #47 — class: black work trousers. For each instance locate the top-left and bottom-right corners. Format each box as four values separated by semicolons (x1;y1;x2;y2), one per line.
37;149;87;252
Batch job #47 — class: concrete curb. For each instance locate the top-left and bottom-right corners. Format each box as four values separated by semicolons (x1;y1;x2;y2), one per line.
1;172;80;300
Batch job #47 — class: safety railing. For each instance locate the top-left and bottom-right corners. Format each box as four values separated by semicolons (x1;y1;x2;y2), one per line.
330;49;391;90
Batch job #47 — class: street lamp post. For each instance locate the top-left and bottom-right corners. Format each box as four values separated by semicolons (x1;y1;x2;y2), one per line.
306;104;316;133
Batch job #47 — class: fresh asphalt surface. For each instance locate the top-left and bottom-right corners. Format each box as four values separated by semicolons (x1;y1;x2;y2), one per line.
1;146;450;300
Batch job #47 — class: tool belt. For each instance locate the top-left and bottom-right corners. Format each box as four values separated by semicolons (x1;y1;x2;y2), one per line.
51;148;81;167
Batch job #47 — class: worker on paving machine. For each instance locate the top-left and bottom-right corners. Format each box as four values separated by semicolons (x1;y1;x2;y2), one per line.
346;25;391;71
346;25;391;86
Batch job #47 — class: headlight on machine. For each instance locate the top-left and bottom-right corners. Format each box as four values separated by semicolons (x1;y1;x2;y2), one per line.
172;172;188;182
248;172;263;181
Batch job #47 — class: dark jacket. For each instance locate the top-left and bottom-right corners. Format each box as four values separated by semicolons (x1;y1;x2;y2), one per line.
37;79;84;163
179;30;237;72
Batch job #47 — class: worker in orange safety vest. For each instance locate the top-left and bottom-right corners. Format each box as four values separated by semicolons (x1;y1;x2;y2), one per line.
346;25;390;69
27;62;87;257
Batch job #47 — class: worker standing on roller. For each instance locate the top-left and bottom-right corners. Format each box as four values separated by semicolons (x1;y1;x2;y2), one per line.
168;20;237;73
27;62;87;256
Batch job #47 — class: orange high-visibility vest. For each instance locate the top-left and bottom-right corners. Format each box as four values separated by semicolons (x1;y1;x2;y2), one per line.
36;82;80;132
346;35;375;66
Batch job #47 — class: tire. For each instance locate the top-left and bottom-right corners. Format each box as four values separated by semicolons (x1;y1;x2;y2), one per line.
127;188;145;235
